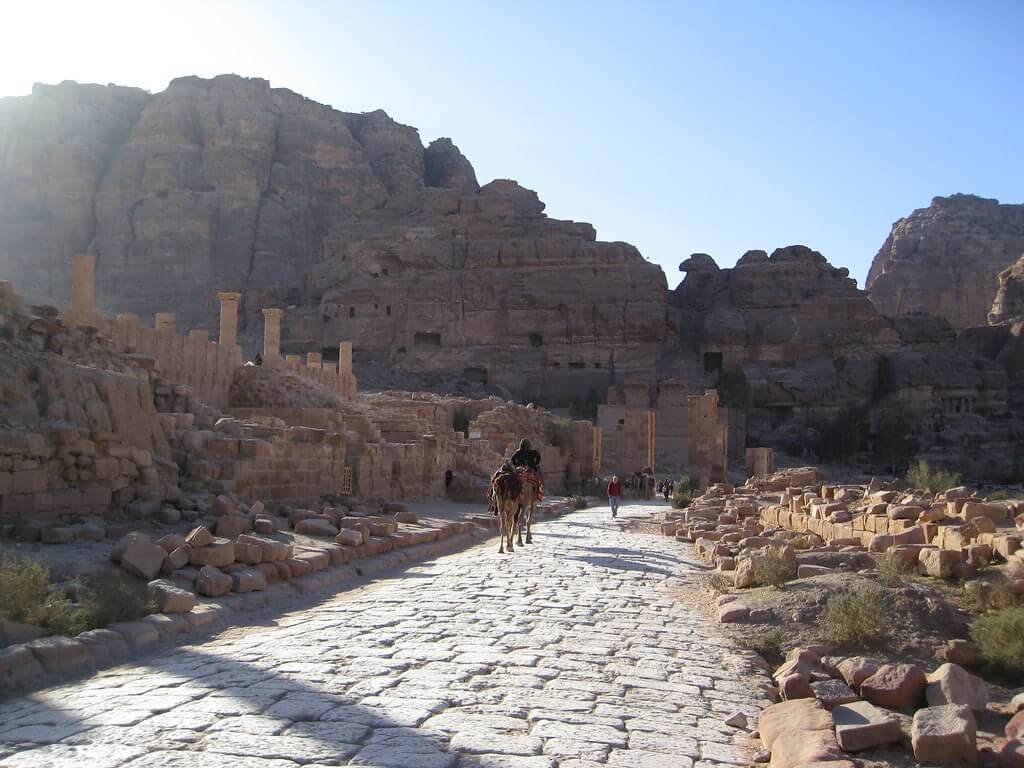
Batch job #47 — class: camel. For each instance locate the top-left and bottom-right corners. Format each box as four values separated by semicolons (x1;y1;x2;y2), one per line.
516;468;541;546
492;468;522;554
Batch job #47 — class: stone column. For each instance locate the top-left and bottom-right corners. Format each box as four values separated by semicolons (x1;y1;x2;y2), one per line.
338;341;353;376
285;354;301;368
262;308;283;360
155;312;176;333
307;352;322;370
217;292;241;347
70;254;96;320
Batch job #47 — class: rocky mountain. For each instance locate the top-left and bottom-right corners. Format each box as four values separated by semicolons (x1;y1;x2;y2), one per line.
989;254;1024;325
867;194;1024;330
0;75;666;403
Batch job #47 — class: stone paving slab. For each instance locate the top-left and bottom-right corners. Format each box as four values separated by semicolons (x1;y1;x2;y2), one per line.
0;503;772;767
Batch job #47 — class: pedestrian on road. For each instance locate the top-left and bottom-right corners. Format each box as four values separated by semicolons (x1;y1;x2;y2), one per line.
607;475;621;518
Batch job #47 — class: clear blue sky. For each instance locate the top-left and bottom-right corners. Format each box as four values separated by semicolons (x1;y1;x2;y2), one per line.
2;1;1021;287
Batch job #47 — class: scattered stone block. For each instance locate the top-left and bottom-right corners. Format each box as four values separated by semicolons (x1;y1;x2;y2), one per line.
295;518;339;537
106;620;159;650
861;663;927;711
837;656;880;690
74;523;106;542
157;534;187;553
158;506;181;525
811;679;859;709
833;700;902;751
189;537;235;567
195;565;233;597
919;547;962;578
216;515;251;538
718;603;749;623
118;534;167;580
253;517;275;534
724;711;747;728
780;673;814;700
24;636;92;675
228;567;266;593
234;541;263;565
1012;693;1024;714
938;640;979;668
925;663;988;712
212;494;236;517
146;579;196;613
185;525;213;548
162;546;191;572
336;528;363;547
911;705;978;767
758;698;842;768
0;644;45;689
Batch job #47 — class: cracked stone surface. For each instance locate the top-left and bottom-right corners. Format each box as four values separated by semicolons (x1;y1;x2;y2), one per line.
0;504;771;767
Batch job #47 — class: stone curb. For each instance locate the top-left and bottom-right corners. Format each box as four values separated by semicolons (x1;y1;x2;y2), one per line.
0;502;577;698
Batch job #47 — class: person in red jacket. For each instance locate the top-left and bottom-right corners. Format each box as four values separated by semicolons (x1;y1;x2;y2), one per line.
607;475;622;518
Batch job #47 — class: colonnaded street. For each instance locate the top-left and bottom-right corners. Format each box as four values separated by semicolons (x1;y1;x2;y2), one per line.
0;504;772;768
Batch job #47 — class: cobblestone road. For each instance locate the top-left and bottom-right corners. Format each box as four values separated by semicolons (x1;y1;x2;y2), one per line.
0;504;771;768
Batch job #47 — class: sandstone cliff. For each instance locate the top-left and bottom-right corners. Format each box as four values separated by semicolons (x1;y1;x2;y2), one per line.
0;75;666;403
989;254;1024;325
867;194;1024;329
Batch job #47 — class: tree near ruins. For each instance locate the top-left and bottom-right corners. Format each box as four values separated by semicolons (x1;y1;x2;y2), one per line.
873;407;919;476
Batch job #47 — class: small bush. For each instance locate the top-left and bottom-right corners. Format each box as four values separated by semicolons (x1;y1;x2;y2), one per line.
741;627;787;664
961;576;1019;614
875;552;915;588
706;572;732;594
569;494;587;510
672;475;693;509
987;490;1010;501
970;606;1024;677
0;555;151;636
907;461;962;495
819;584;889;646
0;554;51;623
751;551;796;589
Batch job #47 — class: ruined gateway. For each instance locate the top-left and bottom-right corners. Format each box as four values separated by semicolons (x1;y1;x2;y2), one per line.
2;75;1023;480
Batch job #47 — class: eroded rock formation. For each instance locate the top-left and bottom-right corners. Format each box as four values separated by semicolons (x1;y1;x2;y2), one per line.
0;75;666;404
989;254;1024;325
867;194;1024;329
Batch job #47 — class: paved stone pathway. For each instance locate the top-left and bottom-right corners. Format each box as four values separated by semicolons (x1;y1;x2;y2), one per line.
0;504;771;768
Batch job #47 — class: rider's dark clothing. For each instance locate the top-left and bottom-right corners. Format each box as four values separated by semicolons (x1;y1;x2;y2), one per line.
510;447;541;471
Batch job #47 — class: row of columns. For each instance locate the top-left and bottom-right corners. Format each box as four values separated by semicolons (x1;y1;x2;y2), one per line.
67;255;353;377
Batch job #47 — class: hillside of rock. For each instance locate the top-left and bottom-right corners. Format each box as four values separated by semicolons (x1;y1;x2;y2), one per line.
0;75;667;404
989;254;1024;325
867;194;1024;330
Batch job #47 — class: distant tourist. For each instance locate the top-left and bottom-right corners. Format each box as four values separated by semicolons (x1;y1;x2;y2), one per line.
607;475;622;518
254;352;263;366
445;469;454;488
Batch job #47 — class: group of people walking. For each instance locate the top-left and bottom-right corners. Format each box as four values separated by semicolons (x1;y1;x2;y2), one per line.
604;468;674;518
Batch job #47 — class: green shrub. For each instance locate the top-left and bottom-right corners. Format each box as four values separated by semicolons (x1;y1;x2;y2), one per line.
569;494;588;510
875;552;915;588
741;627;787;664
672;476;693;509
706;572;732;593
819;584;889;645
987;490;1010;501
907;461;961;495
961;576;1019;614
970;606;1024;677
806;404;870;463
874;407;919;475
0;554;52;624
0;555;151;636
751;551;796;589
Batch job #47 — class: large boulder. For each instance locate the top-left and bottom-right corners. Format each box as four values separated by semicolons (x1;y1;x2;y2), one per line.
116;534;166;580
911;705;978;767
861;663;927;711
925;663;988;713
